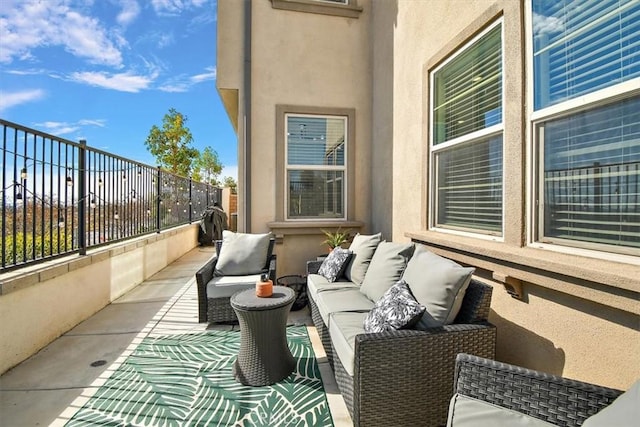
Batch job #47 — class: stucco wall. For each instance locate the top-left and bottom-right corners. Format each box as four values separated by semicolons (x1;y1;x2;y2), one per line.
249;0;373;275
384;0;639;389
0;224;199;375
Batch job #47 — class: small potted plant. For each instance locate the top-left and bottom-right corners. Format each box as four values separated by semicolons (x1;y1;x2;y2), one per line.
321;227;351;251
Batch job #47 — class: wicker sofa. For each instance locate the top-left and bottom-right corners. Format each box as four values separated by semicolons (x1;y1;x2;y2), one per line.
306;249;497;427
196;237;276;323
449;353;625;427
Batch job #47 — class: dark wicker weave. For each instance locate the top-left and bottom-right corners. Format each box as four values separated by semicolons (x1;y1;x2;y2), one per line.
452;353;623;427
231;286;296;386
195;238;276;323
306;258;497;427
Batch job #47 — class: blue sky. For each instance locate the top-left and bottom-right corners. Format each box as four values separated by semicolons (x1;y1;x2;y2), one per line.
0;0;237;180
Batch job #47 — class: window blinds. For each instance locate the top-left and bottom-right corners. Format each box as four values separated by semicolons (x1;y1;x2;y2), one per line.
436;135;503;234
433;24;502;144
533;0;640;110
542;96;640;249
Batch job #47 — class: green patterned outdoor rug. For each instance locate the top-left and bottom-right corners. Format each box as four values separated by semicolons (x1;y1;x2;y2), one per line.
66;325;333;426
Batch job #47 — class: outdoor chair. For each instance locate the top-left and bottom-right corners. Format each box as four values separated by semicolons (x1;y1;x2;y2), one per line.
448;353;626;427
196;232;276;323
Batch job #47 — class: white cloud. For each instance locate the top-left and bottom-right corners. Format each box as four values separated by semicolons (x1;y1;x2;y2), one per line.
33;121;79;135
33;119;107;136
0;0;123;67
151;0;210;15
70;70;156;92
0;89;46;113
158;66;216;92
533;12;564;36
117;0;140;26
78;119;107;127
191;66;216;83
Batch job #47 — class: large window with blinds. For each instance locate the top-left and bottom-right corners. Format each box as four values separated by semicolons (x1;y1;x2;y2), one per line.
285;114;347;220
430;21;503;236
532;0;640;254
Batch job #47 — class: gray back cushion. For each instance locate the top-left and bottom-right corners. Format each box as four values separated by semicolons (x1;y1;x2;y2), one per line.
214;230;272;276
344;233;383;285
359;241;415;302
402;246;474;328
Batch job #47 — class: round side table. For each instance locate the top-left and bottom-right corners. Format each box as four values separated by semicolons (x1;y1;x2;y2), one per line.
230;285;296;386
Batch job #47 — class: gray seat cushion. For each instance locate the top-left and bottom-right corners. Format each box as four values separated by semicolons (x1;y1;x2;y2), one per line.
307;274;359;302
315;288;374;326
329;311;368;377
446;394;558;427
359;241;415;302
582;379;640;427
206;274;262;298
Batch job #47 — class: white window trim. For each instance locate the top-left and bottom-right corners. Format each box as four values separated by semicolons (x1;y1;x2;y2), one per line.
525;2;640;258
428;19;505;240
284;112;348;222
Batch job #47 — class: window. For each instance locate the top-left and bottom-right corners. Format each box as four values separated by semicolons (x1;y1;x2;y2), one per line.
532;0;640;254
430;22;503;236
285;114;347;220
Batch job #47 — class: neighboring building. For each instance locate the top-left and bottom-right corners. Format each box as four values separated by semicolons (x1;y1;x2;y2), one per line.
216;0;639;390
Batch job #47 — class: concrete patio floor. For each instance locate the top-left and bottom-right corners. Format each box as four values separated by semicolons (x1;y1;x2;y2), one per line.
0;246;352;426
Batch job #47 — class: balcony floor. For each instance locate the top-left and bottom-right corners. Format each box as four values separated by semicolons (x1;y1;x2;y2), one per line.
0;246;352;426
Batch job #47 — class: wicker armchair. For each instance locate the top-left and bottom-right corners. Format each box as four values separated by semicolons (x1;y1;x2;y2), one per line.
306;260;497;427
451;353;623;427
196;238;276;323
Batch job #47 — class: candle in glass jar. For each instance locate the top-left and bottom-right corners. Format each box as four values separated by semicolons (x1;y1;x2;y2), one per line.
256;278;273;297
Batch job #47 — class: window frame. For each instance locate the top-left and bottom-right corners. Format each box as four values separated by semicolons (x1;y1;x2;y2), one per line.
428;19;506;239
275;105;356;223
526;1;640;257
270;0;362;19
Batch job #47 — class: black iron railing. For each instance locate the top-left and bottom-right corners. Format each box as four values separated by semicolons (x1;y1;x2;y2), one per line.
1;119;221;272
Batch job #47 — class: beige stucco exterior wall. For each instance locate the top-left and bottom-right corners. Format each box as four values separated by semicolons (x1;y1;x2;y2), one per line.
383;0;639;390
0;224;199;374
238;0;372;276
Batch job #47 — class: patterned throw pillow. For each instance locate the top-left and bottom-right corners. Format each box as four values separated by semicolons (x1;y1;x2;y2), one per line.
363;280;426;333
318;248;353;282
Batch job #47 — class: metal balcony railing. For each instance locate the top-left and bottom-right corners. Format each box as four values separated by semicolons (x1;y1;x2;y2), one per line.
1;119;221;272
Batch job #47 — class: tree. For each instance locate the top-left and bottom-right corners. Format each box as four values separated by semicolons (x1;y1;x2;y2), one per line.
145;108;199;177
194;146;223;185
223;176;237;194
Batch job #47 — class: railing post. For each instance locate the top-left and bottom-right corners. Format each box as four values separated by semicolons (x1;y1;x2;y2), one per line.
189;177;193;223
156;167;162;233
78;140;87;255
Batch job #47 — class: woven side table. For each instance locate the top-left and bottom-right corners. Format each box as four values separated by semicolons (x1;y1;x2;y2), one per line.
230;286;296;386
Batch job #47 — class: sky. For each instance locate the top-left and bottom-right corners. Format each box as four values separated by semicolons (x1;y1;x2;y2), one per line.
0;0;238;180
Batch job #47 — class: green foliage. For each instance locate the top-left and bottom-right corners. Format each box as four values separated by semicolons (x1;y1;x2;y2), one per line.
194;146;223;185
223;176;237;194
145;108;199;177
321;227;351;249
5;231;73;263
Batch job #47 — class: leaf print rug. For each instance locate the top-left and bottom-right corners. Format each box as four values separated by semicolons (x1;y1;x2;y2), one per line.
64;326;333;426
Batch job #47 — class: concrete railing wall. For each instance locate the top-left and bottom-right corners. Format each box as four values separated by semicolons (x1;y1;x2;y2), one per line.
0;224;200;375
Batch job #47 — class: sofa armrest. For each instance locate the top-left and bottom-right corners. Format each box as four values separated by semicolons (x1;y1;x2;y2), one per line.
453;353;623;427
352;323;497;427
195;255;218;323
306;260;323;275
